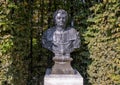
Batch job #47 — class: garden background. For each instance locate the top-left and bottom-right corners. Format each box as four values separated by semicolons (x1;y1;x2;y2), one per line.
0;0;120;85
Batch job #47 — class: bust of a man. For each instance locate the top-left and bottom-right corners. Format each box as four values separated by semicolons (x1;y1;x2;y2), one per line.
42;9;80;58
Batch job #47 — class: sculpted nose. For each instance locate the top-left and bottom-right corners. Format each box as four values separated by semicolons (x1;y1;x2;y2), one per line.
60;18;63;21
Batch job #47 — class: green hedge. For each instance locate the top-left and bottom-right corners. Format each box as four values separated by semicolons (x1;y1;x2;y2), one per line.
86;1;120;84
0;1;30;84
0;0;120;85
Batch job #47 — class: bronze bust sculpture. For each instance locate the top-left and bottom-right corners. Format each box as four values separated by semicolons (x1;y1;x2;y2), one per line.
42;9;80;74
42;9;80;58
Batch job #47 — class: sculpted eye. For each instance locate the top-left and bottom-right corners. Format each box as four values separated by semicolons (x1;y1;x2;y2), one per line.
63;17;66;20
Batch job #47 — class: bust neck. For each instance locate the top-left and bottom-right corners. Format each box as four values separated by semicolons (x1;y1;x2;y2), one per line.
55;26;65;32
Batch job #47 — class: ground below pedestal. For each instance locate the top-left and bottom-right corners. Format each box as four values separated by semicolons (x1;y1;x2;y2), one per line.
44;68;83;85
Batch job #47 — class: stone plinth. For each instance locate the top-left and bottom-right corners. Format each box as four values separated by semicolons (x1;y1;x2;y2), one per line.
51;57;74;74
44;68;83;85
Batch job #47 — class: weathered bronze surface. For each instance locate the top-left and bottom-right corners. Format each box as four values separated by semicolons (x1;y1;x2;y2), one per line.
42;9;80;74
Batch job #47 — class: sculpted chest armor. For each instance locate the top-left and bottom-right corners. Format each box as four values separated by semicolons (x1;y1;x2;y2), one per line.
42;27;80;57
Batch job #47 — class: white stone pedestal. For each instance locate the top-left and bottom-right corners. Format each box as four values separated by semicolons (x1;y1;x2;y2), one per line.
44;68;83;85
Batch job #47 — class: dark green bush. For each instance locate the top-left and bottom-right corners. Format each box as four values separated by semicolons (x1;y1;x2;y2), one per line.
86;0;120;84
0;0;120;85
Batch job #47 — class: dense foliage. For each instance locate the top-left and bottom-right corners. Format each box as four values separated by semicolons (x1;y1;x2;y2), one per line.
72;1;120;85
0;0;120;85
86;1;120;84
0;0;31;84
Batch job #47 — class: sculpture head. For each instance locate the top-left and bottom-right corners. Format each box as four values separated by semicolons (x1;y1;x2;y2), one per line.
53;9;68;28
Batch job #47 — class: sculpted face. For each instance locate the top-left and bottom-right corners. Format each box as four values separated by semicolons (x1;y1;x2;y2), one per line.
55;13;67;27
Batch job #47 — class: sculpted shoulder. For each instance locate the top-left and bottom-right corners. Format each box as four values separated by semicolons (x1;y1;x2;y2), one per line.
43;27;55;41
66;27;79;40
66;27;78;34
45;27;55;34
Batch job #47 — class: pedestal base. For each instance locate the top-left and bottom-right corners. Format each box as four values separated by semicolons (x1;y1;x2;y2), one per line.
51;57;74;74
44;68;83;85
